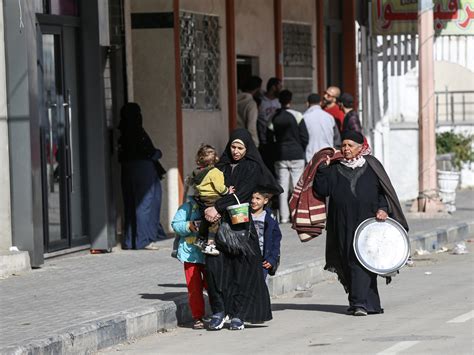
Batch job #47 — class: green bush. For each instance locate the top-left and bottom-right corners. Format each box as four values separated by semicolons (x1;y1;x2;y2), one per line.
436;131;474;170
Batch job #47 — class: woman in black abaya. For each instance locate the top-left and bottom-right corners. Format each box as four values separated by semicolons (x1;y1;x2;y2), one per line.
204;128;282;331
313;131;408;316
119;103;167;250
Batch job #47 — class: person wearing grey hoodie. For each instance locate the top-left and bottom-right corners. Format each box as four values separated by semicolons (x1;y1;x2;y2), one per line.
237;76;262;146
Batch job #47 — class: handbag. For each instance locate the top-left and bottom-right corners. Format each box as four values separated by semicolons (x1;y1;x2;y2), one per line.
155;161;167;180
216;217;255;256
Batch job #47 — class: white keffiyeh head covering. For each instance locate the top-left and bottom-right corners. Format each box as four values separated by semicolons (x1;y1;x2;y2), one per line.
340;131;371;169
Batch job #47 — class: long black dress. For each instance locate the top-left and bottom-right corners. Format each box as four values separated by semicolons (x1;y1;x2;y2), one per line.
119;103;167;249
314;161;389;313
205;128;282;322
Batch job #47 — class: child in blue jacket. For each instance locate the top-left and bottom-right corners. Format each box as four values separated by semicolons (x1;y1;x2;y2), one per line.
251;191;282;279
171;197;207;329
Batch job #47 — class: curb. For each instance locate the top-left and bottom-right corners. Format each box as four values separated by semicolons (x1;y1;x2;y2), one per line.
409;221;474;252
2;221;473;354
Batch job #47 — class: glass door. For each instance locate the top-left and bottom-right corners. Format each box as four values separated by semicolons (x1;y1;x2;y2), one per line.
39;24;86;252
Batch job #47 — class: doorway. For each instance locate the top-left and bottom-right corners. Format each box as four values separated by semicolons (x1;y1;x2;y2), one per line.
236;55;259;92
38;24;87;253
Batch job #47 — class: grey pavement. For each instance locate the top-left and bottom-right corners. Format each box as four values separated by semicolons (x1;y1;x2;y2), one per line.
0;189;473;354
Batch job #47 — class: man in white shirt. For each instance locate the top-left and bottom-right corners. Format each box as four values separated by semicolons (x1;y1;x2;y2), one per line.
303;93;338;162
257;78;282;145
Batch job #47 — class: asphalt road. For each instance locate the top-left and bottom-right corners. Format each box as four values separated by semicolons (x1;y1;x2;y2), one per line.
101;242;474;355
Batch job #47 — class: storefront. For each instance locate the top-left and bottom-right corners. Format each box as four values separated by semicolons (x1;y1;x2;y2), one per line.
3;0;124;266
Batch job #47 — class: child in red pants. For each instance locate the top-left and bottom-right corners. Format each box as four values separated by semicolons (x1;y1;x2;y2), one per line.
171;197;207;329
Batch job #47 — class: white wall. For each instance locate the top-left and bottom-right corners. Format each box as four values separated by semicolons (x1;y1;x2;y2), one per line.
373;35;474;202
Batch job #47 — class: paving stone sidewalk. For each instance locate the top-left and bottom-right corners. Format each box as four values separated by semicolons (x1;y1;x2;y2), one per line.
0;189;472;352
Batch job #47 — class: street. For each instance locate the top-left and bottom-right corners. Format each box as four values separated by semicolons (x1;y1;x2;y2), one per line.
101;243;474;355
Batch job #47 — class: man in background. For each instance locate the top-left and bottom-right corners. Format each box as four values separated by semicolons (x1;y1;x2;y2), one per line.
322;86;344;133
237;76;262;146
258;77;282;175
339;93;362;133
267;89;308;223
303;93;338;162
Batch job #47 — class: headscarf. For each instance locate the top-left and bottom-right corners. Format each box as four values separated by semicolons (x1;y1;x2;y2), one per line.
119;102;143;131
118;103;156;162
217;128;283;194
340;131;371;169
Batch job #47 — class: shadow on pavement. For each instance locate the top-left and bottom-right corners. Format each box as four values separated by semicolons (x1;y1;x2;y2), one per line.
272;303;348;314
139;292;187;301
157;283;187;288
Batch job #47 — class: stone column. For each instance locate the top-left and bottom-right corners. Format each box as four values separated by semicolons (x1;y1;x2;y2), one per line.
0;0;13;250
416;0;442;212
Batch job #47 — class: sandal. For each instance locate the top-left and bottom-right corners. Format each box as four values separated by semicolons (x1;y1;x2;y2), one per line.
192;319;205;329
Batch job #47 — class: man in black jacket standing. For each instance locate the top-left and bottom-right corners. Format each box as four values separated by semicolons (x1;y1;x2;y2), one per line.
267;90;309;223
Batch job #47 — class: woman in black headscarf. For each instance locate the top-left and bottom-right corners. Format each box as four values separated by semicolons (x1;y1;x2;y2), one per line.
204;128;282;331
118;103;167;250
313;130;408;316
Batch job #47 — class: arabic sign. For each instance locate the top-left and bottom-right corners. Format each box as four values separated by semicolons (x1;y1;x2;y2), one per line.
372;0;474;35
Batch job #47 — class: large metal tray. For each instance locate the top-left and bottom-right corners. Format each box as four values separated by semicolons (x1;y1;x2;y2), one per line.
353;217;410;275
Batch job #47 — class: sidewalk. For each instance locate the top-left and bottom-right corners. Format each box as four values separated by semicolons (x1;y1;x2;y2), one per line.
1;189;473;354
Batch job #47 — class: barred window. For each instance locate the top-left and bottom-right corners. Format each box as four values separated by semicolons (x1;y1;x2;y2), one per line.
283;22;313;112
180;12;220;110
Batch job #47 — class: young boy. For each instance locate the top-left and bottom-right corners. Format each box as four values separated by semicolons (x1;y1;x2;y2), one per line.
171;197;207;330
251;191;282;279
191;144;234;256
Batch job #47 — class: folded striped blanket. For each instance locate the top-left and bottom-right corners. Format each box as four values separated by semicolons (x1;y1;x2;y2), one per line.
289;148;342;242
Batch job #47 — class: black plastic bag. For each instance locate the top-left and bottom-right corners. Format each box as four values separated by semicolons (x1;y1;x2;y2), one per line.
216;220;255;256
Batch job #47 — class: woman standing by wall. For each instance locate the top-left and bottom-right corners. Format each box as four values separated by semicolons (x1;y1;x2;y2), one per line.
118;103;167;250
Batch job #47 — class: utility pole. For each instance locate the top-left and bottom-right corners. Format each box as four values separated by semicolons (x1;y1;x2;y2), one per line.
416;0;443;213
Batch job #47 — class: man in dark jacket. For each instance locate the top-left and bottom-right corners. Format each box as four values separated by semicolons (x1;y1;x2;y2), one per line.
267;89;309;223
339;93;362;133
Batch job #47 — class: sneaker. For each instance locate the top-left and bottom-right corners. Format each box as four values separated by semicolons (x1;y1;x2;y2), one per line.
208;312;225;330
144;241;160;250
193;239;206;250
203;244;220;256
353;307;368;316
229;318;244;330
192;319;205;330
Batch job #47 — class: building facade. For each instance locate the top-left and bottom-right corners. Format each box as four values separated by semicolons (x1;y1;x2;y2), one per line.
1;0;126;266
1;0;358;267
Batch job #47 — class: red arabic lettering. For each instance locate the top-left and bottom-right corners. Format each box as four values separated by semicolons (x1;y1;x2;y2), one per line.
459;4;474;28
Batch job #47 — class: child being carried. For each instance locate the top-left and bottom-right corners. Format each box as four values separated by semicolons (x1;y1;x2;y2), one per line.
191;144;235;256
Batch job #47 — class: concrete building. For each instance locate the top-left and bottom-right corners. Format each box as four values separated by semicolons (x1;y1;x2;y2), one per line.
5;0;471;271
125;0;358;231
0;0;359;269
1;0;126;268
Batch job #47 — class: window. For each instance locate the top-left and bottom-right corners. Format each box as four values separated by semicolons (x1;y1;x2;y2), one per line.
180;12;220;110
283;23;313;112
43;0;78;16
